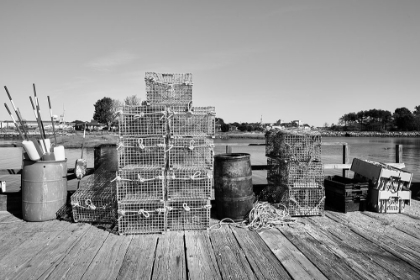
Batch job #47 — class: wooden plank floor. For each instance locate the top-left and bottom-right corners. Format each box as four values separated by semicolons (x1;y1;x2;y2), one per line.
1;200;420;280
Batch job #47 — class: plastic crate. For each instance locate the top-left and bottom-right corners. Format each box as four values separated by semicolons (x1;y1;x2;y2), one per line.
116;168;165;202
169;106;216;137
118;105;167;137
166;168;213;199
117;200;166;235
267;157;324;188
265;129;322;161
117;137;166;169
168;137;214;169
370;189;411;213
166;199;211;230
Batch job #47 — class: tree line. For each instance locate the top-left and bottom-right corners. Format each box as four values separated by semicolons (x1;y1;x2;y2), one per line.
336;106;420;131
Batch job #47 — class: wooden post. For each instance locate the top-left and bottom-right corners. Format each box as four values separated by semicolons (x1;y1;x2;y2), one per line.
342;144;348;178
226;145;232;154
396;144;403;163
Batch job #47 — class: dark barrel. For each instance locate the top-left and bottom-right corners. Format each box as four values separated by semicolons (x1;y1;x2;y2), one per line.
22;159;68;222
214;153;255;221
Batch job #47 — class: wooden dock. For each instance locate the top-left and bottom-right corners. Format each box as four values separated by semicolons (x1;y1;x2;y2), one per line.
1;200;420;280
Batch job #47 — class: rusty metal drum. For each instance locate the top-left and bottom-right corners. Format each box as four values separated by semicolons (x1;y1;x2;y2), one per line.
214;153;255;221
22;159;68;222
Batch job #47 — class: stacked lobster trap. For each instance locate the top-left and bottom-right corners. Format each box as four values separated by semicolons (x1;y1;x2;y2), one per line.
262;129;325;216
116;72;215;234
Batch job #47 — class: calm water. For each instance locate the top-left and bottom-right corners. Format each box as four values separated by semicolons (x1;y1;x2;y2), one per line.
1;137;419;187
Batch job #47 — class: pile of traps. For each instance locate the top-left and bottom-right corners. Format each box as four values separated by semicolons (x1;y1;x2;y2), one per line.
116;72;215;234
261;129;325;216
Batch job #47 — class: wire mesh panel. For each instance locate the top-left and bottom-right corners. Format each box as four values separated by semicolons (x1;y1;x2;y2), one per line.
168;137;214;169
117;137;166;169
286;187;325;216
267;158;324;188
119;105;167;137
169;107;216;137
265;129;322;161
166;199;211;230
118;200;166;235
145;72;193;106
116;168;165;201
71;187;117;223
167;168;213;199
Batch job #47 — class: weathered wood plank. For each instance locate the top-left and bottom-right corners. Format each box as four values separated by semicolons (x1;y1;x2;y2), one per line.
116;234;158;280
326;211;420;272
306;215;420;280
184;230;222;280
152;231;187;280
231;227;292;279
209;226;256;280
277;224;363;280
80;233;131;280
259;228;328;280
0;222;72;279
40;226;110;280
5;223;90;280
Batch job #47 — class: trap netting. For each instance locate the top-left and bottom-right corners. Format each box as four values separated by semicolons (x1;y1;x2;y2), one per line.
166;199;211;230
169;106;216;137
166;168;213;199
117;137;166;169
115;167;165;201
168;137;214;169
145;72;193;106
265;129;322;161
118;105;167;137
267;157;324;188
118;200;166;235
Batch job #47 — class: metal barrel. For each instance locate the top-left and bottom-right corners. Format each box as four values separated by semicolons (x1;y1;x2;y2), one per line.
214;153;255;221
22;159;68;222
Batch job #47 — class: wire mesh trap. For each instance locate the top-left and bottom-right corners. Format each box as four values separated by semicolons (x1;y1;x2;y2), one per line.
117;137;166;169
267;157;324;188
116;168;165;201
71;187;117;223
166;168;213;199
168;137;214;169
286;187;325;216
265;129;322;161
166;199;211;230
118;105;167;137
169;106;216;137
118;200;166;235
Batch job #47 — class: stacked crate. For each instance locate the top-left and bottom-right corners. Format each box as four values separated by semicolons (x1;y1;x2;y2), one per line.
350;158;412;213
264;129;325;216
117;72;215;234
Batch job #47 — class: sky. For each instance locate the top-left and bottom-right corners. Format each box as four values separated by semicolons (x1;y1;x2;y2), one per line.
0;0;419;127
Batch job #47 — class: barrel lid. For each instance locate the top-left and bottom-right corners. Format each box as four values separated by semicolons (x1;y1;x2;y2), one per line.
214;153;250;160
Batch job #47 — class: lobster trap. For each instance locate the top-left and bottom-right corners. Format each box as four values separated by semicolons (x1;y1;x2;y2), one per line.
71;187;117;223
118;105;167;137
265;129;322;161
267;157;324;188
166;199;211;230
117;137;166;169
166;168;213;199
116;168;165;201
169;106;216;137
118;200;166;235
168;137;214;169
145;72;193;106
286;187;325;216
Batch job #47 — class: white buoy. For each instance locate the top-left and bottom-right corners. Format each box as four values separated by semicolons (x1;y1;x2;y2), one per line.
22;140;41;161
53;145;66;161
39;139;51;154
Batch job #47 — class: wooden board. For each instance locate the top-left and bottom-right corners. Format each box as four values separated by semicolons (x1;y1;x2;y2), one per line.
39;225;110;280
259;228;328;280
152;231;187;280
209;226;257;280
184;230;222;280
80;233;131;280
116;234;158;280
231;226;292;279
